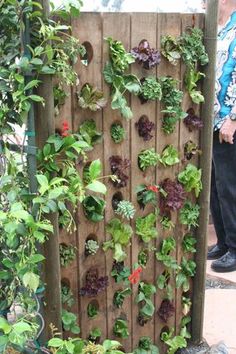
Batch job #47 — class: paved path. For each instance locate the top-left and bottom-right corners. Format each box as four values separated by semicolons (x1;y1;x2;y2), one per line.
204;225;236;353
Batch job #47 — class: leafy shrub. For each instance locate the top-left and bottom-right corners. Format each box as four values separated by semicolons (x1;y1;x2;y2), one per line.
110;123;126;143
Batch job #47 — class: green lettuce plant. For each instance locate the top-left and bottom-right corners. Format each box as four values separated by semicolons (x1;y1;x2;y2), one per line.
103;218;133;262
158;145;180;167
61;284;75;308
160;327;187;354
113;288;132;308
135;213;158;243
113;318;129;338
136;282;156;324
178;163;202;197
78;119;103;147
77;83;107;111
176;257;196;292
134;336;159;354
87;303;99;318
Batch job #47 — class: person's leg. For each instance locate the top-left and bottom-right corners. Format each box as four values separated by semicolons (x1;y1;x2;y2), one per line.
210;131;236;271
210;160;227;248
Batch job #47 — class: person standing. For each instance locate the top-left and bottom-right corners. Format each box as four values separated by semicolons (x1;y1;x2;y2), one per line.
207;0;236;272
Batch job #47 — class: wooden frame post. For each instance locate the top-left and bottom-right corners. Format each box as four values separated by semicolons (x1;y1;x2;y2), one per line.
191;0;219;344
35;0;62;340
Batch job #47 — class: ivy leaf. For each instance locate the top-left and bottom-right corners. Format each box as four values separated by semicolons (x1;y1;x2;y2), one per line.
86;180;107;195
22;272;40;292
89;159;102;180
48;338;64;347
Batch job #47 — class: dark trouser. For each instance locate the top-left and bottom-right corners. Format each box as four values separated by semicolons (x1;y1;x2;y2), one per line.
210;130;236;251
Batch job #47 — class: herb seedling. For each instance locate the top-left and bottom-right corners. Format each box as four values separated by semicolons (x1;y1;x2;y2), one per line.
138;148;159;171
61;309;80;334
59;244;76;267
184;140;201;161
134;336;160;354
111;261;131;283
110;123;126;143
115;200;136;220
88;328;102;343
179;201;200;229
78;119;103;147
176;257;196;292
61;284;75;308
136;184;159;209
87;303;98;318
139;77;162;103
157;299;175;323
182;234;197;253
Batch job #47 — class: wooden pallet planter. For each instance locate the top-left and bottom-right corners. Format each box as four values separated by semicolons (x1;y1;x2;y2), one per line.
56;12;209;352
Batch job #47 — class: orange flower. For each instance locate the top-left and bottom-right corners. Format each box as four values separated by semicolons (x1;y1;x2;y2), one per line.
61;120;70;137
147;185;159;193
128;267;142;284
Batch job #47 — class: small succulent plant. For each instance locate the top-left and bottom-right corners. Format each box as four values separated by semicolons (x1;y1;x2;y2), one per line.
115;200;136;220
85;239;99;256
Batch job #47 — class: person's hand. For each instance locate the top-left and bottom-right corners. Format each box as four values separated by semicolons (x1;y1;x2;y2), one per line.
219;118;236;144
